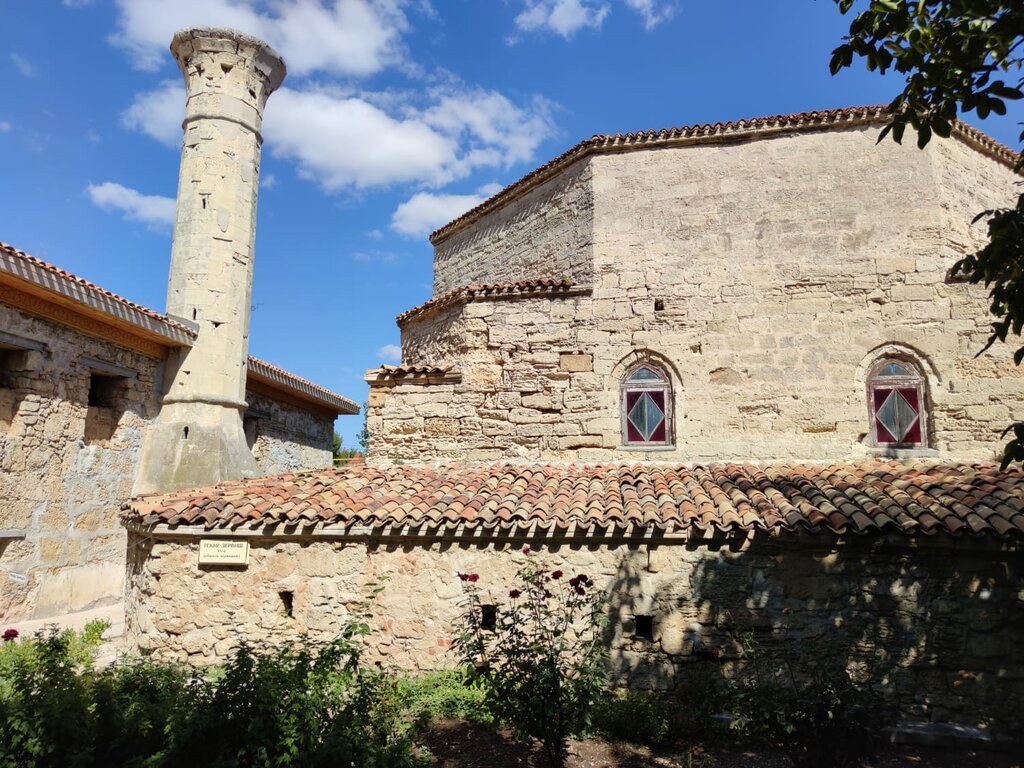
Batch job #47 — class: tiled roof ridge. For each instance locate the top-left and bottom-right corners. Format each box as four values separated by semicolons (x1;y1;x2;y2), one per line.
0;240;196;340
122;458;1024;539
429;105;1021;245
247;356;359;414
396;277;584;327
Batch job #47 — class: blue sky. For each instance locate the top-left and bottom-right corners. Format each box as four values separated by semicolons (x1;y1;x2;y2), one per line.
2;1;1021;447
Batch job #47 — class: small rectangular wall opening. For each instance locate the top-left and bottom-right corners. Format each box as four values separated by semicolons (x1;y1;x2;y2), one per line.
88;373;120;408
633;615;654;642
279;590;294;618
481;604;498;631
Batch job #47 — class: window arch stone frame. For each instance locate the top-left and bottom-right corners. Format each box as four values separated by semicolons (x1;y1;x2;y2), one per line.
619;361;674;449
865;356;930;449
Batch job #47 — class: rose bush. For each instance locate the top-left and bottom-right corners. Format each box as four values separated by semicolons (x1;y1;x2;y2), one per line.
452;554;607;767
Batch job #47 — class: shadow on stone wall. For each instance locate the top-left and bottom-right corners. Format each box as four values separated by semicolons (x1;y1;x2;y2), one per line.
602;533;1023;738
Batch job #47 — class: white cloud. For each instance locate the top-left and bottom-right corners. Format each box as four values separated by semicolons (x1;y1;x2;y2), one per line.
391;190;489;238
376;343;402;363
261;85;554;191
514;0;610;38
353;249;398;263
623;0;674;29
513;0;673;38
261;173;277;190
110;0;410;77
62;0;95;6
120;80;184;147
0;121;11;133
266;88;456;189
10;54;37;78
86;182;176;228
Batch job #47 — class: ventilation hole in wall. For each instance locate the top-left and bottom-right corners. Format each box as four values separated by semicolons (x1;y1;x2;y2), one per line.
183;426;189;440
279;590;294;618
249;88;257;100
211;321;222;329
88;374;119;408
481;604;498;631
221;63;233;74
654;299;665;311
192;308;198;320
634;615;654;642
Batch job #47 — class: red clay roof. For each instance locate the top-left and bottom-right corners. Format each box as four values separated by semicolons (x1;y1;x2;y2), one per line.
429;105;1021;244
0;240;196;344
396;278;586;326
123;460;1024;538
248;357;358;415
0;240;356;415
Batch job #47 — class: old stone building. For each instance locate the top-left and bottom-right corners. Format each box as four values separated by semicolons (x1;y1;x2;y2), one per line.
120;78;1024;741
365;107;1022;464
0;27;357;623
0;20;1001;741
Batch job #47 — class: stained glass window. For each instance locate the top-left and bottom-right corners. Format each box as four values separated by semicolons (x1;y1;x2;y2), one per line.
868;358;927;447
621;363;672;447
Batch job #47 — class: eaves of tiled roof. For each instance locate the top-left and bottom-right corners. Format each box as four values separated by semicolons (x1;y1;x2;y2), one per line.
396;278;588;327
364;364;461;386
0;240;357;416
122;460;1024;540
429;105;1022;245
247;357;359;415
0;240;197;349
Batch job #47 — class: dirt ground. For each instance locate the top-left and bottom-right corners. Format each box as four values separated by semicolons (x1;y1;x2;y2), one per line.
417;719;1021;768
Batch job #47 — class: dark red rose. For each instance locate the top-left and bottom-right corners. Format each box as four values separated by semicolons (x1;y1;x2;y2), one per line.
2;629;18;641
521;545;531;554
551;570;563;580
509;589;521;599
458;573;480;583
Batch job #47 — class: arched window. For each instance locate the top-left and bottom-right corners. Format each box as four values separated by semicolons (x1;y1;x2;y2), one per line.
868;359;928;448
621;363;673;447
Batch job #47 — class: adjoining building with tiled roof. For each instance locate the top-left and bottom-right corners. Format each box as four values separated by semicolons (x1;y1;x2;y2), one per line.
115;80;1024;742
0;236;357;623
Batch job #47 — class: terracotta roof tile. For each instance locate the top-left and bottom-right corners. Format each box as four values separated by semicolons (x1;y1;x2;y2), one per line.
0;240;196;344
396;278;586;327
247;356;358;414
0;241;357;415
123;460;1024;539
429;106;1021;244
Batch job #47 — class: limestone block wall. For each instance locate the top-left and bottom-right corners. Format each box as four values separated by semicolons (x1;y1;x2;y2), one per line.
0;304;162;621
125;532;1024;736
369;129;1024;464
432;160;595;295
245;391;334;475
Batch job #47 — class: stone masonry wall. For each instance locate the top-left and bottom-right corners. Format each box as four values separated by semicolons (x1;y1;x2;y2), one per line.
369;129;1024;464
125;531;1024;736
432;159;595;294
0;304;162;621
245;391;334;475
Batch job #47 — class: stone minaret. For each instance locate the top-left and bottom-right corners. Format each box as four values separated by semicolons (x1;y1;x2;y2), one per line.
135;28;286;494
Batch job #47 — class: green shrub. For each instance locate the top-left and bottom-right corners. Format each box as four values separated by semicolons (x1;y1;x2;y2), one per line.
0;619;425;768
591;689;675;745
727;635;891;768
394;669;490;729
0;620;110;768
452;554;608;767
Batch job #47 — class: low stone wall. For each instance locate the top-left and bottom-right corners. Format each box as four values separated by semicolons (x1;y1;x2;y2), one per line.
125;530;1023;736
